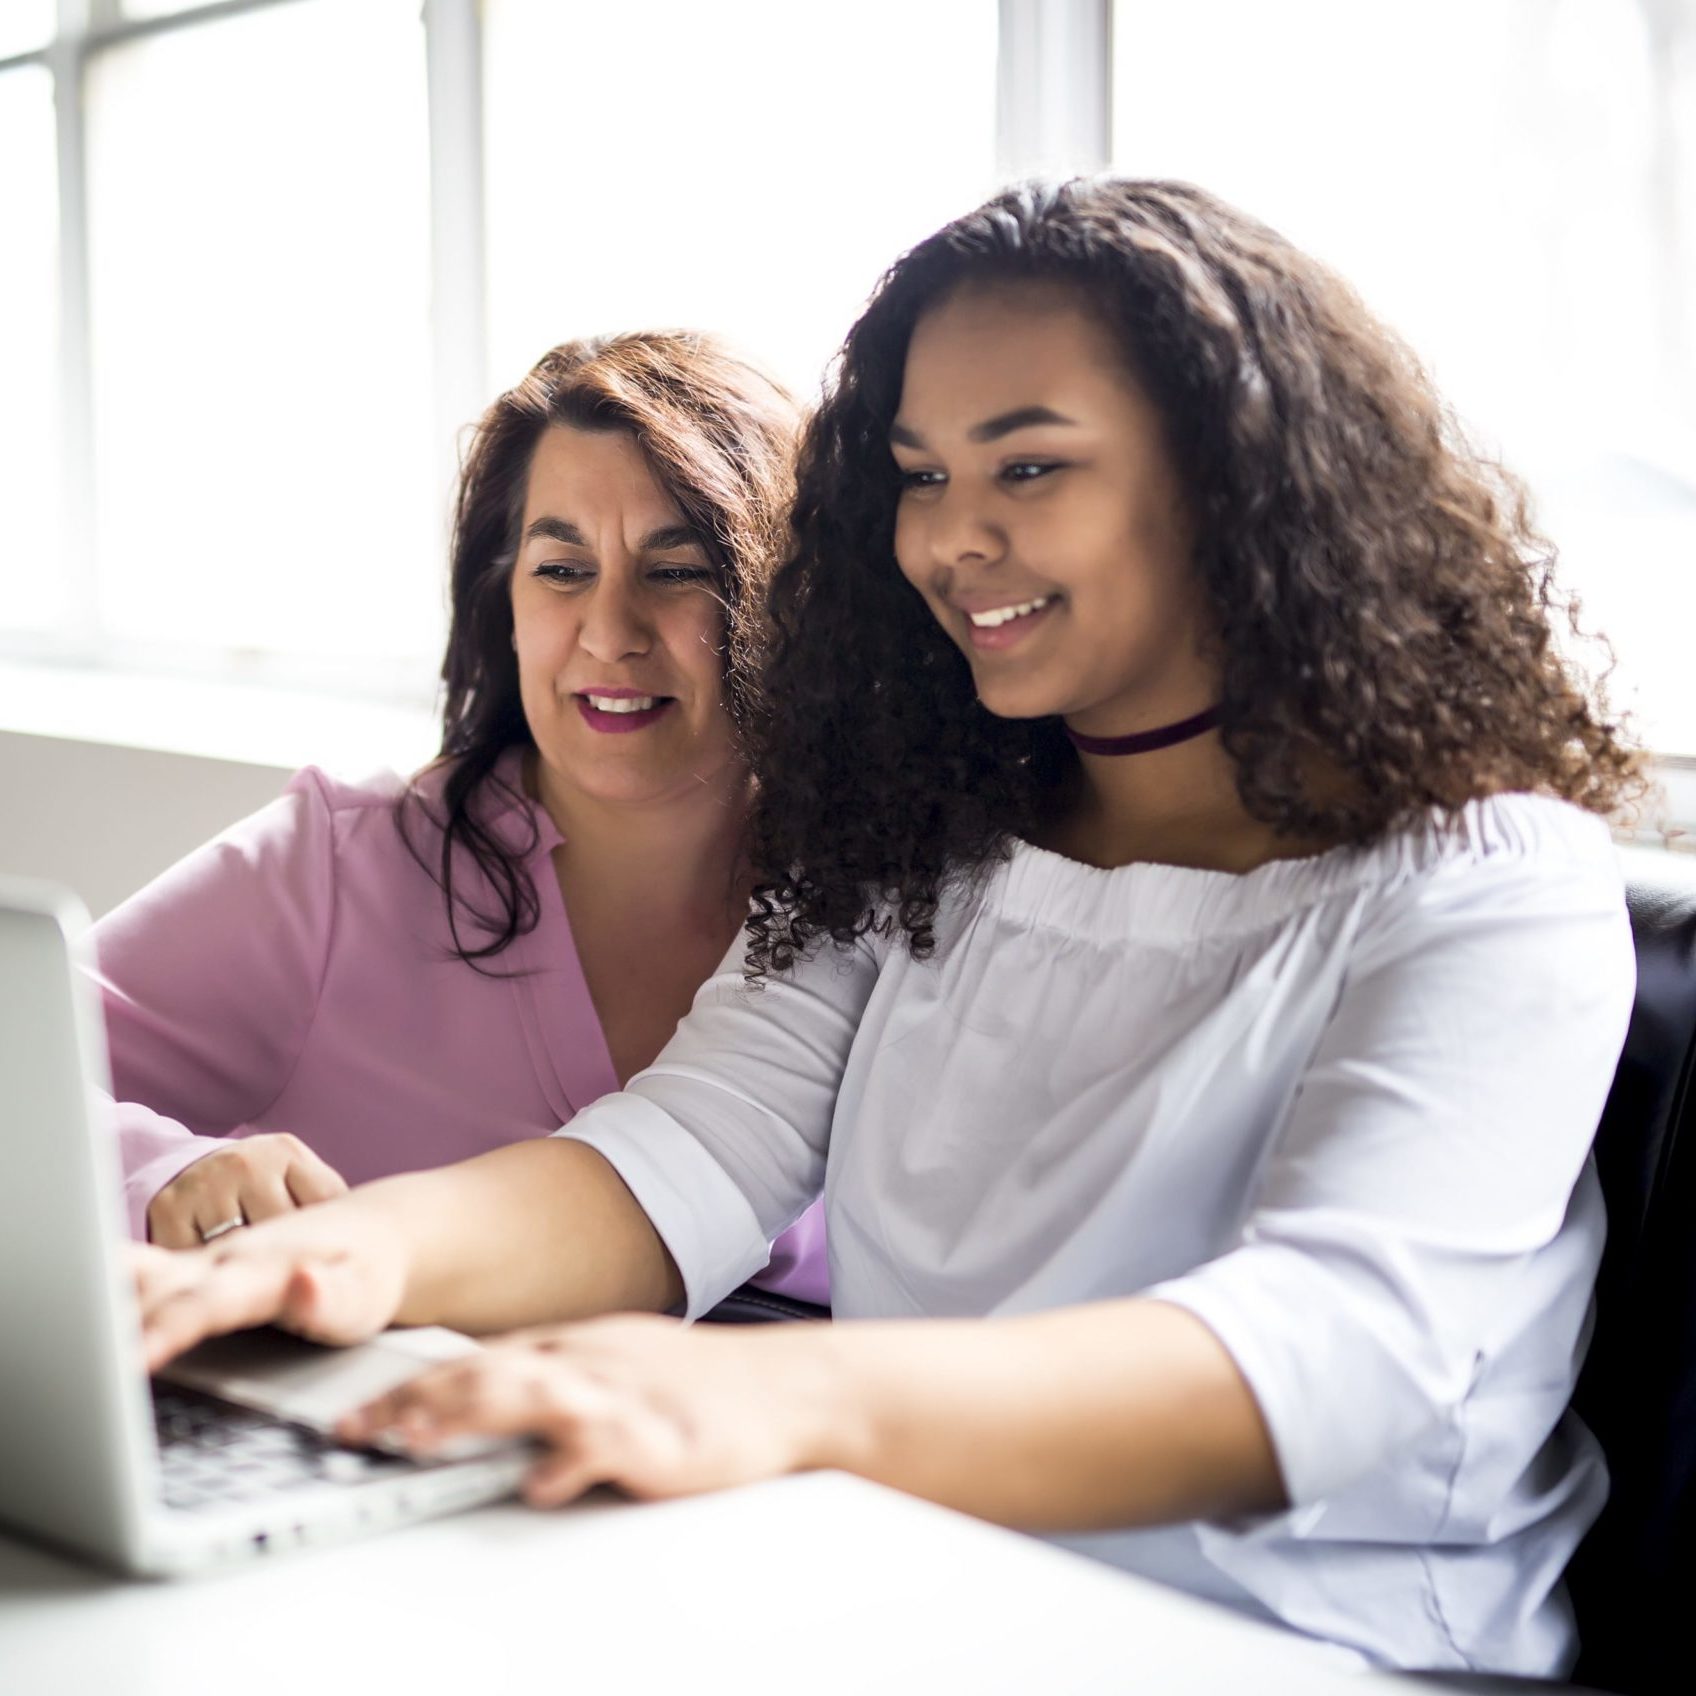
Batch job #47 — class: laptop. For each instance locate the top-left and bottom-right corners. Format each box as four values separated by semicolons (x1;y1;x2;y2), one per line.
0;875;533;1577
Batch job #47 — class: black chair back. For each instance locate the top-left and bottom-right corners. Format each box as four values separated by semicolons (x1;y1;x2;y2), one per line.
1568;847;1696;1695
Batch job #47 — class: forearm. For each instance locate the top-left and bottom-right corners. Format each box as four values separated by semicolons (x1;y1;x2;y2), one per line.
347;1138;683;1333
796;1298;1286;1532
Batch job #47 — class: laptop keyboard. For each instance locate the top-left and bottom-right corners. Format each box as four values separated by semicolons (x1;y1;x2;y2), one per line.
153;1383;415;1512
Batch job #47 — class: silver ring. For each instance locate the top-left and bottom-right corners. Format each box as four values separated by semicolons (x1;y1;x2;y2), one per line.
198;1216;246;1244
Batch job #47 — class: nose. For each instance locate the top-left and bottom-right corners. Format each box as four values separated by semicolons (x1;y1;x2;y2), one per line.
920;482;1005;574
577;570;653;664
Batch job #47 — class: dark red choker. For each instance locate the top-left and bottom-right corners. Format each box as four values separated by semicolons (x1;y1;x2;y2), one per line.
1064;705;1222;757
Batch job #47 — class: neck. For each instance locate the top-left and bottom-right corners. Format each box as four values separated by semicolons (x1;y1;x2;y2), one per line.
1053;724;1302;875
530;753;754;923
1065;703;1220;757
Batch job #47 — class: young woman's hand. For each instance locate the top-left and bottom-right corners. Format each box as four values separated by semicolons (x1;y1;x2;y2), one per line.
336;1316;843;1507
132;1198;410;1372
146;1133;349;1249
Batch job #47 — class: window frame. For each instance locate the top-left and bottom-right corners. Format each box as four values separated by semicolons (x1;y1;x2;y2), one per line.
0;0;485;694
4;0;1689;829
4;0;1101;699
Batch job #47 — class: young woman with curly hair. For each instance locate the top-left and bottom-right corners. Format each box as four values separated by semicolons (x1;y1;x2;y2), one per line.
135;182;1643;1678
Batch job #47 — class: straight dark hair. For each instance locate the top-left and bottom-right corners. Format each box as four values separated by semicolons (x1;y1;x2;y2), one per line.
401;332;798;967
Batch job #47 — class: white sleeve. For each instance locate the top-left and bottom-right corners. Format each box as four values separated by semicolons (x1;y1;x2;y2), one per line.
1144;831;1635;1507
556;928;881;1319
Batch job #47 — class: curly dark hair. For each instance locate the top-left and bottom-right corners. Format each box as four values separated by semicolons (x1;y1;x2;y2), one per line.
746;177;1643;976
399;331;797;967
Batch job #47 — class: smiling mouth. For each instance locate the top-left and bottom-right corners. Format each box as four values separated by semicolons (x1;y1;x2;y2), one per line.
966;595;1057;629
574;693;676;734
582;693;664;713
962;594;1060;651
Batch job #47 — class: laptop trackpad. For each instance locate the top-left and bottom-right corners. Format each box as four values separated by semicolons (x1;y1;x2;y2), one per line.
157;1325;487;1440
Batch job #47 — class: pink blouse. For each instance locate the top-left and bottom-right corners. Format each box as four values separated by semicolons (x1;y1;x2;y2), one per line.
90;751;828;1306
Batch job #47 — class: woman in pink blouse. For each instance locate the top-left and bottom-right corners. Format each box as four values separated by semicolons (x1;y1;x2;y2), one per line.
94;331;827;1307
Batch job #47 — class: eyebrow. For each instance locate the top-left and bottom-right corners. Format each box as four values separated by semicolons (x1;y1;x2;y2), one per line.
522;517;707;552
889;405;1080;450
640;523;708;552
523;517;587;547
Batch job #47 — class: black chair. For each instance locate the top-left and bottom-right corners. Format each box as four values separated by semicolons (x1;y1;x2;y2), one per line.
1563;848;1696;1695
702;1285;829;1325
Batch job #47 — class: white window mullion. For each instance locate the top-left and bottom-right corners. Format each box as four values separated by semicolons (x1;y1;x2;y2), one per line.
1639;0;1695;420
423;0;487;532
51;0;99;653
997;0;1111;182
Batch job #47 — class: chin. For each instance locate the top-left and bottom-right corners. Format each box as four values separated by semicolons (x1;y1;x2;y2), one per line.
587;750;744;810
972;678;1072;724
578;749;684;789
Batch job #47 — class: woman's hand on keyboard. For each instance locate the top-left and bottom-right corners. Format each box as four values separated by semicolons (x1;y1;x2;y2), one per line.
336;1315;835;1504
132;1200;409;1372
146;1133;350;1250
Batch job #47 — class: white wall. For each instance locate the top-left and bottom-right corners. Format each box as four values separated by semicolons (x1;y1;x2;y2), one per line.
0;731;292;919
6;725;1692;926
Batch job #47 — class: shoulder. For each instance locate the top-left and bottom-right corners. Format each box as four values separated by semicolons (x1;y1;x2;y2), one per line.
386;750;541;835
1354;792;1623;924
255;765;417;885
976;797;1623;962
89;768;387;947
280;762;502;892
1374;791;1617;882
1342;793;1631;1000
283;763;409;818
283;757;526;851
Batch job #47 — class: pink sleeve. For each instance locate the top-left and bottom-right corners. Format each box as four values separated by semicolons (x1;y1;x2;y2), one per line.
749;1200;830;1307
87;770;337;1239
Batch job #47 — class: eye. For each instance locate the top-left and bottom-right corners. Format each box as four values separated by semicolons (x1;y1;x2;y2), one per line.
649;564;716;585
1000;460;1063;485
532;560;593;585
895;467;946;493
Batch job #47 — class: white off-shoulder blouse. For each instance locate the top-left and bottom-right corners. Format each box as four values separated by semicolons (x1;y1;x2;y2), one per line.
558;793;1634;1676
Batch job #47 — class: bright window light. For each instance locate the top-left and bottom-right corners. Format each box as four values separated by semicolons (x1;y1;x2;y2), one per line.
118;0;226;21
1113;0;1696;755
85;0;438;674
482;0;999;401
0;1;53;59
0;65;62;632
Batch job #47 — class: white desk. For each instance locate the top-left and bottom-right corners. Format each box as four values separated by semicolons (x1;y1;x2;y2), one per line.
0;1472;1471;1695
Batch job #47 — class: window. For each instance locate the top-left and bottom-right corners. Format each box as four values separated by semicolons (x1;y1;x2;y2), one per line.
8;0;1000;706
0;2;53;58
7;0;1691;775
0;64;61;633
85;0;435;672
1111;0;1696;757
483;0;997;401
